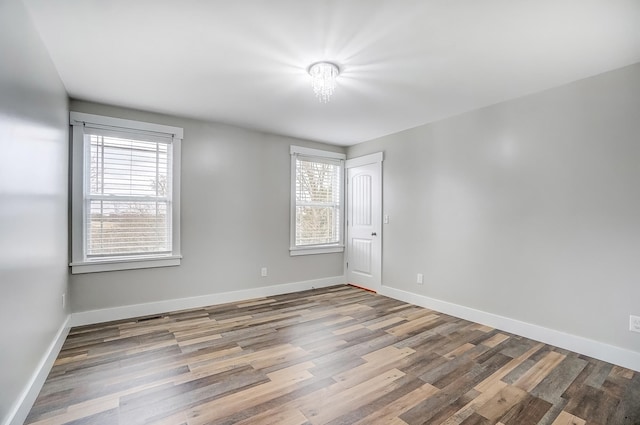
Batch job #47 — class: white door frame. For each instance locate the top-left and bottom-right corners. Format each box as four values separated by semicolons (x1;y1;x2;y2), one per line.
345;152;383;292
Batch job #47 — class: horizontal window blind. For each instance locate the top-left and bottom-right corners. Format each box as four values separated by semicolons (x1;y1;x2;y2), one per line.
294;156;341;246
85;133;172;257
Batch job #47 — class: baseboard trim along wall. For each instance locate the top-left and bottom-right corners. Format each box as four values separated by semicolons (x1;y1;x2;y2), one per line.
70;275;345;327
379;285;640;373
11;278;638;425
5;316;71;425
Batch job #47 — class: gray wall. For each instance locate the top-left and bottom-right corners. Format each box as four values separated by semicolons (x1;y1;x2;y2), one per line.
348;63;640;353
69;100;345;312
0;0;69;422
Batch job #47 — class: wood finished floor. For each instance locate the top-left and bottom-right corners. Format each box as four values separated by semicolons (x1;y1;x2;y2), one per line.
26;285;640;425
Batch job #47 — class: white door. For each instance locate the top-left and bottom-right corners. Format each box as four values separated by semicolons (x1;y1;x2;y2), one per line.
346;153;383;292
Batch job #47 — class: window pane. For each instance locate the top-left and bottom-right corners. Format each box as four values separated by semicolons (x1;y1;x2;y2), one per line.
296;206;339;246
87;200;171;257
85;133;173;258
296;159;340;203
294;157;341;247
89;135;169;198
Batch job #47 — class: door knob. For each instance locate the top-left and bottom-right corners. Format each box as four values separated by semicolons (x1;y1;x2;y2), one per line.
371;232;377;236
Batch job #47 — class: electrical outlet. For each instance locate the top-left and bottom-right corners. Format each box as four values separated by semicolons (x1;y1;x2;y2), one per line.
630;315;640;333
417;273;423;285
261;267;268;277
384;215;390;224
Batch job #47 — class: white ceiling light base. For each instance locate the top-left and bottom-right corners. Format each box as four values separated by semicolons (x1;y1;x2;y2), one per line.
308;62;339;103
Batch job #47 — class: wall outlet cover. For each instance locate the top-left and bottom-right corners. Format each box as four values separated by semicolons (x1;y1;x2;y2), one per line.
630;315;640;333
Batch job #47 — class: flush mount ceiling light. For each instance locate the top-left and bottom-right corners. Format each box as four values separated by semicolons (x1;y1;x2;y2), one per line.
308;61;340;103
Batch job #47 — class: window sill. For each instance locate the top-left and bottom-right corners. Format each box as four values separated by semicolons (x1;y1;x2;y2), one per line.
290;246;344;256
70;255;182;274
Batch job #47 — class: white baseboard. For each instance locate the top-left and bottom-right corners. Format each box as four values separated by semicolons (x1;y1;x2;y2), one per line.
4;315;70;425
7;280;638;425
70;276;345;327
379;285;640;373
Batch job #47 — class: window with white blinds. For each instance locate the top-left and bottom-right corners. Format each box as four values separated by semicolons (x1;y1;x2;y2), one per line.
290;146;345;255
86;133;171;257
70;112;182;273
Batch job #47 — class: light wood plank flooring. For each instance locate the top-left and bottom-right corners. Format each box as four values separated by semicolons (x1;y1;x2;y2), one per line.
26;285;640;425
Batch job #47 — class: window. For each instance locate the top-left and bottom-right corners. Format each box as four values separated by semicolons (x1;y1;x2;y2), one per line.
70;112;182;273
290;146;345;255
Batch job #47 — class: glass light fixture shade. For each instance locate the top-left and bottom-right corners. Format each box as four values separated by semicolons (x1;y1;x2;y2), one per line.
308;62;339;103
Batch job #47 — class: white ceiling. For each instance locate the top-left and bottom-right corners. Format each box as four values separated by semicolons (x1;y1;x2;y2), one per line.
23;0;640;146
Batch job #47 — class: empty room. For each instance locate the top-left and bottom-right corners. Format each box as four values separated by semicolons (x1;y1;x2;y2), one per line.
1;0;639;424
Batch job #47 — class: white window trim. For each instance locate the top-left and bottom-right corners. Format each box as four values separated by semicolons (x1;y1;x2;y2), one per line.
69;112;182;274
290;145;346;256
